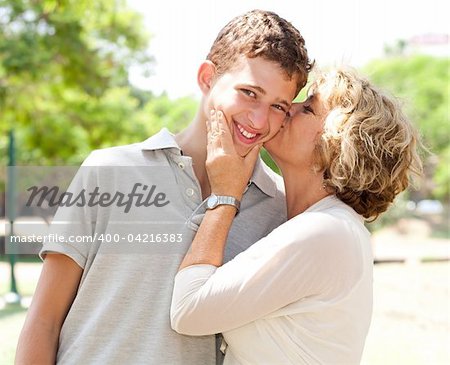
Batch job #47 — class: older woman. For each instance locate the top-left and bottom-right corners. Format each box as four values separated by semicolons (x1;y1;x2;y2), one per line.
170;68;422;364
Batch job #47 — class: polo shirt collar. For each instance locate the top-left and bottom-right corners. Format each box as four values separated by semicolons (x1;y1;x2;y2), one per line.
250;157;279;198
141;128;278;198
140;128;181;152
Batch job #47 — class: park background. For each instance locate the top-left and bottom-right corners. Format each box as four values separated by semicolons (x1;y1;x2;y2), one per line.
0;0;448;364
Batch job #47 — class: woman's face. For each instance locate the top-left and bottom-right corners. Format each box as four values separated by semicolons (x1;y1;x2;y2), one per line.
265;92;329;169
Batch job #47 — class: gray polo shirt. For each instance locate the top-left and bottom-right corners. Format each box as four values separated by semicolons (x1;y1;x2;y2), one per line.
40;128;287;365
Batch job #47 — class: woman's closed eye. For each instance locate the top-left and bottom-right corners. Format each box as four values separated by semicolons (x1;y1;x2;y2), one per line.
303;104;315;114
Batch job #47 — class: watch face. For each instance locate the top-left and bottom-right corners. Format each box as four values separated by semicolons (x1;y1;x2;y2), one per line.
206;194;218;209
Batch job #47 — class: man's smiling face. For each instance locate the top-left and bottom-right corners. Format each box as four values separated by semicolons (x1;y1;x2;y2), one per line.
204;56;299;156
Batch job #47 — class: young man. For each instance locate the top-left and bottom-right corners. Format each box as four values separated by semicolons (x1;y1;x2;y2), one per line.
15;10;312;364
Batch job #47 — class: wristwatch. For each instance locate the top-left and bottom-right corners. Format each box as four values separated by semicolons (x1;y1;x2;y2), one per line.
206;193;240;215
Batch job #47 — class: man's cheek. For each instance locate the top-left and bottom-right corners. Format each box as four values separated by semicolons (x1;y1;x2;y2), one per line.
224;113;235;132
259;132;275;144
210;103;233;130
265;121;284;140
235;145;251;158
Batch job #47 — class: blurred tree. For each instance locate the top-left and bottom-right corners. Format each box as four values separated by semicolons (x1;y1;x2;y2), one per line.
143;93;198;133
383;39;407;57
364;55;449;201
433;145;450;200
0;0;197;168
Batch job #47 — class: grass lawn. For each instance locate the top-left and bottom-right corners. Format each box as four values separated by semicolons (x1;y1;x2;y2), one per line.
0;305;27;365
1;257;42;365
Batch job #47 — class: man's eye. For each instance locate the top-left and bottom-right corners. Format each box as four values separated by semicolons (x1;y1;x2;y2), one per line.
241;89;256;98
273;104;287;113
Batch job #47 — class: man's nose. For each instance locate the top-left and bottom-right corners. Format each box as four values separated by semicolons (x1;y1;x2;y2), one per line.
248;105;270;130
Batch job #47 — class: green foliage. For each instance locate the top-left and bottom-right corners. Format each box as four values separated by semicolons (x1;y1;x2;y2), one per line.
0;0;150;96
433;145;450;200
143;93;198;134
260;148;280;175
0;0;197;169
364;55;450;200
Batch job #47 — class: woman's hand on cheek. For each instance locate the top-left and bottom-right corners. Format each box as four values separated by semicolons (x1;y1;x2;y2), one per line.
206;109;261;199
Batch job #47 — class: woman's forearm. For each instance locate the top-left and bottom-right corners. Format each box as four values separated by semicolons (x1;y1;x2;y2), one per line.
179;205;237;270
178;109;257;271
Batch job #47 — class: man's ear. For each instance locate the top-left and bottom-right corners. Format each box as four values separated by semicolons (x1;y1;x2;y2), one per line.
197;61;216;95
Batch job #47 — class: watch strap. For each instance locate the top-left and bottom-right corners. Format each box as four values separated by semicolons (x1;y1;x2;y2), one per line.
216;195;240;213
206;193;240;214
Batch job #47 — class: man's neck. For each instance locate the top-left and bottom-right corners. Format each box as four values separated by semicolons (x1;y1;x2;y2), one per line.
174;116;211;199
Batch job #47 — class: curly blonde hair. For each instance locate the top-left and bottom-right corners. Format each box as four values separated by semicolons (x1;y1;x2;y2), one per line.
311;68;423;220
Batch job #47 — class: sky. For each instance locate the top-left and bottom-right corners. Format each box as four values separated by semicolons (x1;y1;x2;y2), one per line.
128;0;448;99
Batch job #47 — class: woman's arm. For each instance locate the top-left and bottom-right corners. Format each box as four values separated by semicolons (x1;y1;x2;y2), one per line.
15;254;82;364
178;110;261;270
171;212;359;335
179;205;237;269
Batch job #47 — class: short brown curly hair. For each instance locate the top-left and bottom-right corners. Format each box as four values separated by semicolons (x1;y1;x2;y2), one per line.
207;9;313;95
311;68;423;220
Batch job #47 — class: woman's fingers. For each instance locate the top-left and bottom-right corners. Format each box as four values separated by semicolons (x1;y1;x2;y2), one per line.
205;108;259;199
207;109;236;155
215;111;234;153
206;110;222;159
206;111;211;137
210;110;219;138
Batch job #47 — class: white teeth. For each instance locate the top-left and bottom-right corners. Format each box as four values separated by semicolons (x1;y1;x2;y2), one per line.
237;124;257;139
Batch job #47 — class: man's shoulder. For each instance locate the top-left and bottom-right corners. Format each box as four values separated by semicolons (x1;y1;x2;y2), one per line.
81;129;176;167
82;142;145;166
